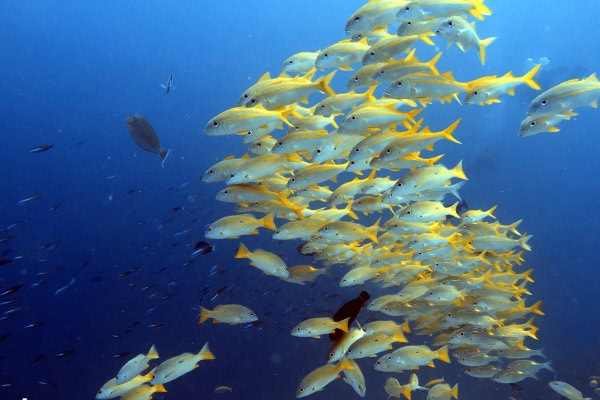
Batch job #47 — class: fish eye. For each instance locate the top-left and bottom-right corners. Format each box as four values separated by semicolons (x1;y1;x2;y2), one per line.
212;121;219;126
407;21;413;25
541;99;548;105
396;182;402;186
246;131;252;135
354;16;360;21
397;81;404;86
406;210;411;214
447;20;453;26
386;148;392;153
351;116;357;120
316;149;321;153
288;60;294;64
323;53;329;57
472;90;478;95
354;148;360;152
278;141;283;146
369;51;375;56
529;120;537;126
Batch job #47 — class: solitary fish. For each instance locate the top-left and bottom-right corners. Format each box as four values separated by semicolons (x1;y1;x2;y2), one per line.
161;74;173;93
126;115;170;166
27;144;55;153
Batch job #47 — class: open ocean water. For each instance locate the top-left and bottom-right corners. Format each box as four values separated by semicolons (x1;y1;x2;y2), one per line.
1;1;599;399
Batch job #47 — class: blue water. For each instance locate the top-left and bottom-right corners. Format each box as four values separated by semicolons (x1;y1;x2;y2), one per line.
1;1;599;399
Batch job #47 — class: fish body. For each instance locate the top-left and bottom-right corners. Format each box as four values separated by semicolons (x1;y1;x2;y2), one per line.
397;0;492;21
527;73;600;117
435;16;495;64
205;104;293;136
247;71;336;108
121;384;166;400
548;381;591;400
341;358;366;397
292;317;349;338
205;213;276;239
96;369;154;399
160;74;173;93
151;343;215;384
116;345;159;384
362;33;433;65
296;358;354;398
385;72;467;105
282;51;320;74
126;116;170;165
465;64;541;104
316;39;369;70
345;0;409;35
28;144;55;153
235;243;289;278
426;383;458;400
199;304;258;325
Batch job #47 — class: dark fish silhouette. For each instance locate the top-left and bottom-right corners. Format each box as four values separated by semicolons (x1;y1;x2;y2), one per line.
161;74;174;93
126;115;170;166
27;144;55;153
192;240;214;256
328;290;370;343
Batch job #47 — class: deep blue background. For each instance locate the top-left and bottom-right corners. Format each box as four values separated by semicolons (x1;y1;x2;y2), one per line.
1;1;599;399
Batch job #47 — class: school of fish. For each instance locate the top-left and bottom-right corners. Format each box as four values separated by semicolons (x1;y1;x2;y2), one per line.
197;0;600;399
94;0;600;399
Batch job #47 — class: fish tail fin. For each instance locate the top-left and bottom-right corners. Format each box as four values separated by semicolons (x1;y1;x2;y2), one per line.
364;84;378;102
338;317;350;333
470;0;492;20
235;243;250;259
437;345;451;363
367;218;381;243
519;234;533;251
262;213;277;231
401;385;413;400
198;342;216;360
452;160;468;181
337;357;354;371
392;331;408;343
344;200;359;220
478;37;496;65
448;202;460;219
142;367;156;382
529;300;545;316
523;63;542;90
451;384;459;400
160;148;171;167
319;71;337;97
443;118;462;143
148;344;159;359
153;384;167;393
427;52;443;75
486;204;498;218
199;307;211;324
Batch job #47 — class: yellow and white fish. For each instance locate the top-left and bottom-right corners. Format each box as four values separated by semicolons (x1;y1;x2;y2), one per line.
120;384;167;400
527;73;600;117
205;213;276;239
282;51;320;74
296;358;354;398
205;104;294;136
235;243;289;278
465;64;541;104
435;16;495;65
115;345;159;384
150;343;215;384
199;304;258;325
96;369;154;399
548;381;592;400
291;317;350;338
426;382;458;400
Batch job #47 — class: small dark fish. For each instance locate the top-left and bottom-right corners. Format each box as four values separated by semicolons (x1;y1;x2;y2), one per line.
127;189;139;195
27;144;55;154
0;236;14;244
112;352;131;359
36;380;58;388
17;194;43;206
126;115;170;166
192;240;214;256
23;322;44;329
0;284;24;297
55;350;75;358
148;322;167;329
329;291;370;343
0;259;11;266
510;383;522;391
70;140;85;149
0;335;8;343
48;202;62;211
161;74;174;93
31;354;45;364
119;268;139;277
0;383;11;388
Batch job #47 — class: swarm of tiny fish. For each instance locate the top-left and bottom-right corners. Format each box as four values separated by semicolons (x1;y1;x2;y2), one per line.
200;0;598;399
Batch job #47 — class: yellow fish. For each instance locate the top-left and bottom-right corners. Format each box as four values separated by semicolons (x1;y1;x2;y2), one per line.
465;64;541;104
291;317;350;338
315;38;370;70
96;369;154;399
527;72;600;117
150;343;215;384
235;243;289;278
115;345;159;384
205;104;294;136
435;16;495;65
205;213;276;239
296;358;354;398
199;304;258;325
120;384;167;400
282;51;320;75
